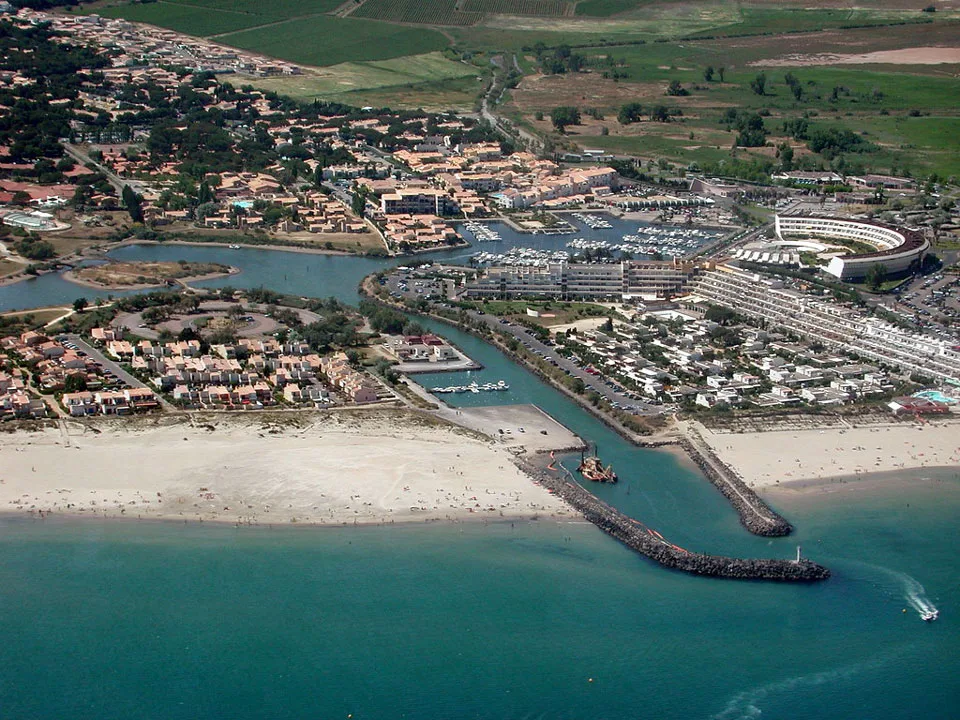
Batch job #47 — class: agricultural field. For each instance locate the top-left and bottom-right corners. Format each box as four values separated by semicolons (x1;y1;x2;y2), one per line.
97;0;345;36
215;14;450;66
236;52;482;108
97;2;275;36
575;0;645;17
499;11;960;178
461;0;571;16
351;0;480;26
162;0;343;15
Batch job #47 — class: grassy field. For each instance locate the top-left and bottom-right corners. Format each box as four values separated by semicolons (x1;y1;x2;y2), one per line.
216;14;450;66
236;52;481;106
0;257;24;278
98;2;275;36
323;75;484;111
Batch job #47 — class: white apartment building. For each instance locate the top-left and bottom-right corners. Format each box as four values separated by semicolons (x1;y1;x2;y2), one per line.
465;260;708;300
775;215;928;280
692;265;960;384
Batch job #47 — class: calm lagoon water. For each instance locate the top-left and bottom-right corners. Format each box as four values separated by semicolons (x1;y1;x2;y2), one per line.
0;231;957;719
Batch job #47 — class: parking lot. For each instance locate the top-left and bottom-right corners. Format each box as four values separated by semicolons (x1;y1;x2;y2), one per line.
882;272;960;338
382;271;445;302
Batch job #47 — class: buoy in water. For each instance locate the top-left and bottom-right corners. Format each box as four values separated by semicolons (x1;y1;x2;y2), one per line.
903;609;907;613
588;678;594;683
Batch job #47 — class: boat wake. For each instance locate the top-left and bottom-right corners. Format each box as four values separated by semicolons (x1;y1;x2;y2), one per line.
710;653;897;720
856;562;939;621
896;570;939;620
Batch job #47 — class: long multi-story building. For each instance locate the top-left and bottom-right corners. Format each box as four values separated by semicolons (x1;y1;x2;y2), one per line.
692;265;960;384
774;215;929;281
380;189;458;216
465;260;708;300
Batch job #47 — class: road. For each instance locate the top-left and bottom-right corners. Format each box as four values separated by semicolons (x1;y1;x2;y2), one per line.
481;55;542;153
64;333;176;411
61;143;151;196
464;308;660;415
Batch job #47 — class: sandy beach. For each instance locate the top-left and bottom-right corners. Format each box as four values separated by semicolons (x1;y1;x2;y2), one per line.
692;418;960;490
0;409;574;526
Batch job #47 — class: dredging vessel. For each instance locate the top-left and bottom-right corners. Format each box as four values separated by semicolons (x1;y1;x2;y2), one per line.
578;450;618;483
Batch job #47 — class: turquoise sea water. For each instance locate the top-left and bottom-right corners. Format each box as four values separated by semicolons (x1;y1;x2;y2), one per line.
1;239;958;718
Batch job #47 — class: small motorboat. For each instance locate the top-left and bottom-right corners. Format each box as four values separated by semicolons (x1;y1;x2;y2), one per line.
921;609;939;622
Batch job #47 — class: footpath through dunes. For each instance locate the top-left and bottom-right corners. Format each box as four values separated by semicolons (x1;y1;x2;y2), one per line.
524;458;829;583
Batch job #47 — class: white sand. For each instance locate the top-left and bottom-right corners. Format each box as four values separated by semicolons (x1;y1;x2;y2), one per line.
693;419;960;489
0;410;573;525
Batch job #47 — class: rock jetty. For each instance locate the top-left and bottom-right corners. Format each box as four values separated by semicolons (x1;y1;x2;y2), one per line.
523;460;829;583
679;433;793;537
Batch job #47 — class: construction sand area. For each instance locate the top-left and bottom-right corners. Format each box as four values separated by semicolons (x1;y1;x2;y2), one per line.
754;46;960;67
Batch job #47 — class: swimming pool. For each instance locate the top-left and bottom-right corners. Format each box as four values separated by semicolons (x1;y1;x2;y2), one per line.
913;389;958;404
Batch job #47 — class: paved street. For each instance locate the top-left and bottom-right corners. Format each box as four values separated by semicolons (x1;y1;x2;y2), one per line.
464;309;661;415
63;333;176;411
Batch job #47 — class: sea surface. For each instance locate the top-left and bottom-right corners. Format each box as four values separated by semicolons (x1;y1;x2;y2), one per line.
1;226;957;719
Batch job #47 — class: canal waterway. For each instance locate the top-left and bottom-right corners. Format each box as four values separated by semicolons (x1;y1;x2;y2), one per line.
0;228;956;719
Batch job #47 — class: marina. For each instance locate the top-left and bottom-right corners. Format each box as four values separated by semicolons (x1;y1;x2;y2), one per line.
462;221;502;242
429;380;509;394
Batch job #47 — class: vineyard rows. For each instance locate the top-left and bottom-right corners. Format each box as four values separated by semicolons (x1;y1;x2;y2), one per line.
461;0;570;17
353;0;481;26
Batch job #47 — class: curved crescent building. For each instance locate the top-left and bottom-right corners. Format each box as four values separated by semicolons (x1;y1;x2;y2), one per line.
774;215;929;281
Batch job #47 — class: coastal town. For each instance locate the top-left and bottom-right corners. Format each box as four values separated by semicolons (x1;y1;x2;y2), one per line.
1;1;958;716
0;5;957;477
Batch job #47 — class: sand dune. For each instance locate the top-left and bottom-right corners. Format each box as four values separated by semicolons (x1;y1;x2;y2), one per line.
0;410;573;526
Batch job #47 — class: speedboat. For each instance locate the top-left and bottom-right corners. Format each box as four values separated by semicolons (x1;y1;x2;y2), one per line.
921;609;939;622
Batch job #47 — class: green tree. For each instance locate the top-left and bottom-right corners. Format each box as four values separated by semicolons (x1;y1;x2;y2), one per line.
121;185;143;223
197;181;215;205
550;106;581;133
749;73;767;96
64;374;88;393
865;263;887;291
717;66;725;82
666;79;689;96
703;65;715;82
617;102;643;125
650;105;671;123
776;142;794;171
72;297;89;313
351;186;368;217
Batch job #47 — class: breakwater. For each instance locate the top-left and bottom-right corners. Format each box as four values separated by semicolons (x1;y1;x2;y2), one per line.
522;459;829;583
678;433;793;537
